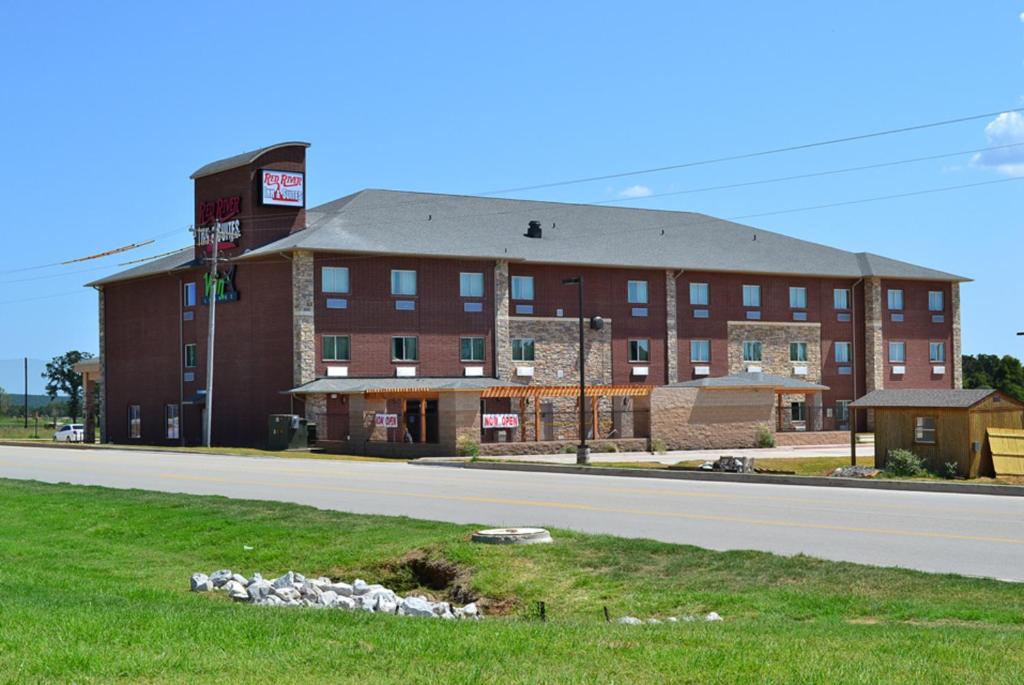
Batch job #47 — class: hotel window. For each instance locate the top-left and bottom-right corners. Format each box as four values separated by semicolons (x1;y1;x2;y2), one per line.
391;336;418;361
128;405;141;440
690;340;711;363
627;280;648;304
790;342;808;362
511;275;534;300
629;339;650;363
460;337;485;362
791;401;806;422
789;287;807;309
742;285;761;307
460;272;484;298
887;288;903;310
183;282;197;307
834;288;850;310
165;404;180;440
928;290;944;312
690;282;709;306
835;400;851;423
323;335;350;361
742;341;763;362
929;341;946;363
914;416;937;444
390;270;417;296
835;341;852;363
322;267;349;294
889;341;906;363
184;343;197;369
512;338;535;362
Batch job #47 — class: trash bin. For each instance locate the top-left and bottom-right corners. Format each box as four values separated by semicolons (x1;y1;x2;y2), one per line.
267;414;309;450
306;422;317;446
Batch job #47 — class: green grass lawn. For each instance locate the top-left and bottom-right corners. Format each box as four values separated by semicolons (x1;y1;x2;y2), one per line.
2;479;1023;683
0;417;63;440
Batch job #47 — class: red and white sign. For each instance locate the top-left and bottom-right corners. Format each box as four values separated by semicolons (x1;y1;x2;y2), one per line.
482;413;520;429
374;413;399;428
261;169;305;206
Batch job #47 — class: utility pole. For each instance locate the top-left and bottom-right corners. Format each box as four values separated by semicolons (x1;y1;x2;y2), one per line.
562;276;590;465
202;221;222;447
23;357;28;429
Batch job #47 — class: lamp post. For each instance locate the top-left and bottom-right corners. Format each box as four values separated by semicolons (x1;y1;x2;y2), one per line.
562;276;590;465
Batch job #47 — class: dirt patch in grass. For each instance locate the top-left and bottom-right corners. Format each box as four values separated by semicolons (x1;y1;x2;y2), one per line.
381;549;519;615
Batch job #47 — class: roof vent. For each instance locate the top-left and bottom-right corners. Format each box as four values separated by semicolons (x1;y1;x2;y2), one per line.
525;220;543;239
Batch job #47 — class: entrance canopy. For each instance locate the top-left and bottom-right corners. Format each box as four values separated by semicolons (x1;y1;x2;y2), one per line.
288;377;515;396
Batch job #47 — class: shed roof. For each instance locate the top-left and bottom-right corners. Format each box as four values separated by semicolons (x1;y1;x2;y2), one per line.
849;388;1002;409
287;377;516;394
669;372;829;392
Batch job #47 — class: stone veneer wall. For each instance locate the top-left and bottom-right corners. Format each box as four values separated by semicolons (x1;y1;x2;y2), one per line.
951;282;963;389
494;260;512;380
863;277;884;394
292;250;317;420
98;286;107;443
726;320;823;430
507;317;613;385
665;270;679;383
650;387;774;450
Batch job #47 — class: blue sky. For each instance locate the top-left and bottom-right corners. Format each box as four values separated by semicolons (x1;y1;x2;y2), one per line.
1;1;1023;392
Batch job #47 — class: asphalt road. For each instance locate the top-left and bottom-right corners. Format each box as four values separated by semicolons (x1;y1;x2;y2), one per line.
2;444;1023;581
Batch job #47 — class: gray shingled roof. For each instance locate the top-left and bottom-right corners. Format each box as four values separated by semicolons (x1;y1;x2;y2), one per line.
235;189;967;281
850;389;1000;409
288;377;516;394
86;247;197;287
190;142;310;179
670;372;829;392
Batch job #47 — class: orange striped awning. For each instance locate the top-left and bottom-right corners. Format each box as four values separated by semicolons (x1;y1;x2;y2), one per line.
481;384;653;399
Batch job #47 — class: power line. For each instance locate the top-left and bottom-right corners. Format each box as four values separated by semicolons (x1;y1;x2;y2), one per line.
479;106;1024;195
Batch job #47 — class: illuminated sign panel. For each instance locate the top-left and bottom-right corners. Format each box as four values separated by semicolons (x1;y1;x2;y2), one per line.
261;169;305;207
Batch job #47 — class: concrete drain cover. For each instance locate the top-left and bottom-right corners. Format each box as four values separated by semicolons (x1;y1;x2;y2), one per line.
471;527;553;545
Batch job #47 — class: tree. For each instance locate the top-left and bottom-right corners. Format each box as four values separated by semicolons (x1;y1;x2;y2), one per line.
42;351;94;422
962;354;1024;403
0;386;9;416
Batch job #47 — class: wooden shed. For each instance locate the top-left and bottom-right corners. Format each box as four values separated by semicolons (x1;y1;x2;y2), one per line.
849;389;1024;478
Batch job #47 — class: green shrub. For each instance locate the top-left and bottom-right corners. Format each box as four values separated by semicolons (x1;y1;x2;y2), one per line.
455;437;479;458
650;438;667;455
885;448;926;477
755;425;775;448
562;444;578;454
943;461;959;479
595;442;618;453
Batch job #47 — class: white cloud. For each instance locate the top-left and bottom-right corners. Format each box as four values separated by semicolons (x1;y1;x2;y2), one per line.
1019;11;1024;22
618;184;653;198
971;111;1024;176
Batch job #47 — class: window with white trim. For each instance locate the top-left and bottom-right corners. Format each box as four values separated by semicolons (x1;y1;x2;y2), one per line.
511;275;534;300
789;287;807;309
887;289;904;310
889;341;906;363
128;405;141;440
390;270;417;296
460;337;485;362
790;342;808;362
460;272;484;298
742;341;763;362
914;416;936;444
165;404;180;440
834;288;850;310
690;282;709;306
184;343;197;369
183;282;197;307
627;280;648;304
929;341;945;362
322;267;350;294
835;341;852;363
742;285;761;308
628;339;650;362
323;335;350;361
512;338;535;361
690;340;710;363
391;336;418;361
928;290;944;312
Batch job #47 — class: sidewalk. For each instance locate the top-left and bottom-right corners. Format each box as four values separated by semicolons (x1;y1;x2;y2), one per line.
487;442;873;465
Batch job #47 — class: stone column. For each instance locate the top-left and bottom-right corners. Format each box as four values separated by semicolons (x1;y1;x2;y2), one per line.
665;270;679;384
862;277;884;430
97;287;107;443
494;260;512;380
951;282;963;389
292;250;316;387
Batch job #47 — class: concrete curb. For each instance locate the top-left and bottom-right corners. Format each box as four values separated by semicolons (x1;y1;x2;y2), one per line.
0;440;321;461
414;459;1024;497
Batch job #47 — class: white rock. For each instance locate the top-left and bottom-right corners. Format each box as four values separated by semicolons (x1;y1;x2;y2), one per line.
617;616;642;625
273;587;301;602
209;569;233;587
333;595;356;610
462;602;479;617
646;618;662;624
311;576;333;588
300;581;322;600
323;582;353;597
247;581;271;601
271;572;297;589
222;580;246;595
681;615;696;622
319;591;339;607
398;596;436;618
247;572;263;586
705;612;722;622
665;617;678;623
190;573;212;592
352;579;370;595
231;573;248;586
432;601;452;617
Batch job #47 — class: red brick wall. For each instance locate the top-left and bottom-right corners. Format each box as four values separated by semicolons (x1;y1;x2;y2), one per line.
880;279;953;389
508;264;667;384
314;255;496;377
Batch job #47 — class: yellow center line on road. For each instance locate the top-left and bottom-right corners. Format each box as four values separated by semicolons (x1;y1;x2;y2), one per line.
158;472;1024;547
1;448;1019;521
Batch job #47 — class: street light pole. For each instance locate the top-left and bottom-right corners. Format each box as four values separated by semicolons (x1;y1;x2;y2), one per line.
202;221;221;448
563;276;590;465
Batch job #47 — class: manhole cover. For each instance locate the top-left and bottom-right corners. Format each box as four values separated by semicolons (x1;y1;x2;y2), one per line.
471;527;553;545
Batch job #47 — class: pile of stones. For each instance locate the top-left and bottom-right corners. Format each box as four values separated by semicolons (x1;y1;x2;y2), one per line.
189;569;481;620
828;465;881;478
617;612;722;625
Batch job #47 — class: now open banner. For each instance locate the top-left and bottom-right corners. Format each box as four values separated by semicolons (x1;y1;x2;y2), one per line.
374;413;399;428
482;413;520;429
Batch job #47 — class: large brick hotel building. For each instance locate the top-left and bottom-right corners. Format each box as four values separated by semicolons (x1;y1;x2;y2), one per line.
91;142;965;454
